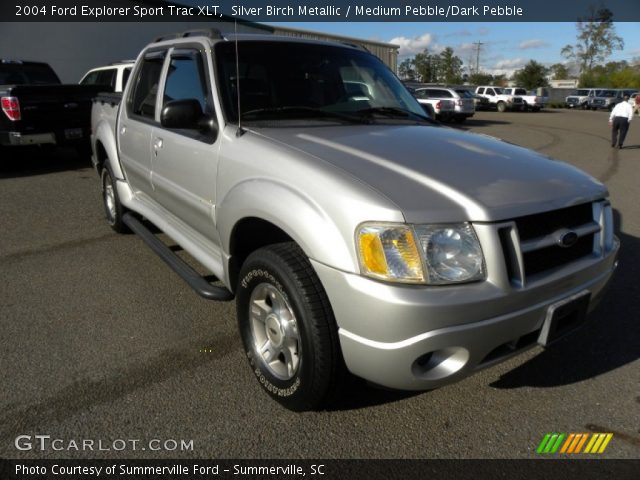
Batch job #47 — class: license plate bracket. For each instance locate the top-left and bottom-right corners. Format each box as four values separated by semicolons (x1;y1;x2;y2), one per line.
538;290;591;346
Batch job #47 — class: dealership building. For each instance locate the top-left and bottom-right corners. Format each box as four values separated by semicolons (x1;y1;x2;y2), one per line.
0;1;399;83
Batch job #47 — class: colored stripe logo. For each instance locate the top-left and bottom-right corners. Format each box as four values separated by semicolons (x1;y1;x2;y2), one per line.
537;433;613;454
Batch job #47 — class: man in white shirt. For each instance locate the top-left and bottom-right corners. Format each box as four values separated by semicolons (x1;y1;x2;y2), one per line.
609;94;633;149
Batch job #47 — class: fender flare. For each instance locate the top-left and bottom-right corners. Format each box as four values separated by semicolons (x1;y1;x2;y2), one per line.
217;178;358;274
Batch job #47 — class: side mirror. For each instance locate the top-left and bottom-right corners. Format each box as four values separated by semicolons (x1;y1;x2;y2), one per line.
161;99;217;137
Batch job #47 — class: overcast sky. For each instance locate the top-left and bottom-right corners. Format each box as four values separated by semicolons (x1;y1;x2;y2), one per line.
269;22;640;76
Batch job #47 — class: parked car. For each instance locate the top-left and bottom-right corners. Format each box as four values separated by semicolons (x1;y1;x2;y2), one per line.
1;59;103;151
475;86;524;112
413;87;475;123
565;88;602;109
80;61;134;93
91;30;618;411
413;88;455;120
468;91;490;110
502;87;547;112
589;89;636;111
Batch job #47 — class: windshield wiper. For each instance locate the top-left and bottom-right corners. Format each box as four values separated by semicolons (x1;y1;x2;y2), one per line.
355;106;438;125
242;106;368;124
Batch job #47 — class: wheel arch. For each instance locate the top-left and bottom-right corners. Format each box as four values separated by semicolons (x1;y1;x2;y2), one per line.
218;179;358;290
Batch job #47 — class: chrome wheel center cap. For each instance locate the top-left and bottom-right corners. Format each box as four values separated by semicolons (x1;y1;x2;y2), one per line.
265;314;284;348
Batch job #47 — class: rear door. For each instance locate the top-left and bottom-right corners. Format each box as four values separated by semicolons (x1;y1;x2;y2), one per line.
118;49;166;197
150;45;220;241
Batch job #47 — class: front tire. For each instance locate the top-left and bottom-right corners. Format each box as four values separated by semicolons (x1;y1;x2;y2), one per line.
496;101;506;112
101;163;127;233
236;243;344;411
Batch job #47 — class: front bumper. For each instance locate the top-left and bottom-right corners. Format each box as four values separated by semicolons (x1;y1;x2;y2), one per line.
0;131;56;146
312;240;619;390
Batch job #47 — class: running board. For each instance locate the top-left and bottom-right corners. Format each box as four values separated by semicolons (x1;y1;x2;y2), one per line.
122;213;234;302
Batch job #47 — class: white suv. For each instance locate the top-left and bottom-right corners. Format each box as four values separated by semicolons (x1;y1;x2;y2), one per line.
475;86;524;112
79;62;134;93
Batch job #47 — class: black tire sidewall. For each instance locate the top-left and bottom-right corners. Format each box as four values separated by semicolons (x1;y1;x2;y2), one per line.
236;250;326;410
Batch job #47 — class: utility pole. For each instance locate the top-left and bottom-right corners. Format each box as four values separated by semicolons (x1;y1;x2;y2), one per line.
474;41;484;75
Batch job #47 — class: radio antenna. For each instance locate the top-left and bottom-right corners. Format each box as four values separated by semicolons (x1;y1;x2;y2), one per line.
234;19;245;137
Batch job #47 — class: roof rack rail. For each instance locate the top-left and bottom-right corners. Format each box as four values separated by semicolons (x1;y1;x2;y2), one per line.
152;28;224;43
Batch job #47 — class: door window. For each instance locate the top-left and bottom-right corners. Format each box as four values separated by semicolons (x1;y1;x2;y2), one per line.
163;50;211;114
128;51;166;119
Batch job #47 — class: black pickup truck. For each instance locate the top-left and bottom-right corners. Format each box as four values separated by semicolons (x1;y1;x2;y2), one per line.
0;60;105;153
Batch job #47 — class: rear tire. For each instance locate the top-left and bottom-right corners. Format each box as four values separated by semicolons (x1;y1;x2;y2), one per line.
236;243;345;411
101;163;127;233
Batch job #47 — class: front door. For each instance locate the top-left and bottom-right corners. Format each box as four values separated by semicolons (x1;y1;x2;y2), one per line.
151;45;220;242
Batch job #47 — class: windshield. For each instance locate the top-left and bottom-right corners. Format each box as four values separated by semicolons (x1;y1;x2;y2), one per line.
0;63;60;85
493;87;504;94
215;41;426;124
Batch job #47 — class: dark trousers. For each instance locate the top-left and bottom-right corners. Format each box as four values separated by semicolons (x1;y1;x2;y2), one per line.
611;116;629;147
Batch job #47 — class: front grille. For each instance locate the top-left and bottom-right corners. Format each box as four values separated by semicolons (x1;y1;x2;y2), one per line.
522;234;594;277
567;98;578;105
515;203;593;241
499;203;603;283
512;97;523;104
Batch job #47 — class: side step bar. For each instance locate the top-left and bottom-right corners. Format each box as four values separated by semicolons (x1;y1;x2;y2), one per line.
122;213;234;302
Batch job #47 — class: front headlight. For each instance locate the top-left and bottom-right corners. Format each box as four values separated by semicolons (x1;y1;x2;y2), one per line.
414;224;485;284
356;223;485;285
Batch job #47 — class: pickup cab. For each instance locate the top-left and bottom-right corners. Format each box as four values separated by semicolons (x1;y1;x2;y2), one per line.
1;59;103;151
80;61;134;93
502;87;547;112
91;30;619;411
475;86;524;112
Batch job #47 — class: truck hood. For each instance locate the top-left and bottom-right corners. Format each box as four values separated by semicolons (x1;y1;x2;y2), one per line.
253;124;606;223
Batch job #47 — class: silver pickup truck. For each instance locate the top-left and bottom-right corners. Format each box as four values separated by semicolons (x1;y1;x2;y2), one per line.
91;30;619;411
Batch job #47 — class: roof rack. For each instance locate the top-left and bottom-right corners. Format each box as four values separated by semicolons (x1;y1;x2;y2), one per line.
152;28;224;43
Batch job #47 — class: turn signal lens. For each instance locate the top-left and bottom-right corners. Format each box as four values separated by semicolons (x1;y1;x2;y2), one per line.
357;224;424;283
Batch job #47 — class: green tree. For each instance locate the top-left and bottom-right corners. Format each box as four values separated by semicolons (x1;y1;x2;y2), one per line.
579;61;640;88
468;72;494;85
398;58;416;80
413;49;440;83
513;60;550;89
437;47;464;84
550;63;570;80
561;7;624;74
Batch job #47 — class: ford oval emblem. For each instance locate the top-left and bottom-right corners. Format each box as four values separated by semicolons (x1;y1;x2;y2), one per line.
556;230;579;248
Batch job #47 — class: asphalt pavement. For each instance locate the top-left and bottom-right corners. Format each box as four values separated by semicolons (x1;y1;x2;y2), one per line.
1;109;638;459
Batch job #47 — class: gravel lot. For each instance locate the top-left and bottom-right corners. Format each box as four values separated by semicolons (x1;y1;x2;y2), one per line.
1;109;638;459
